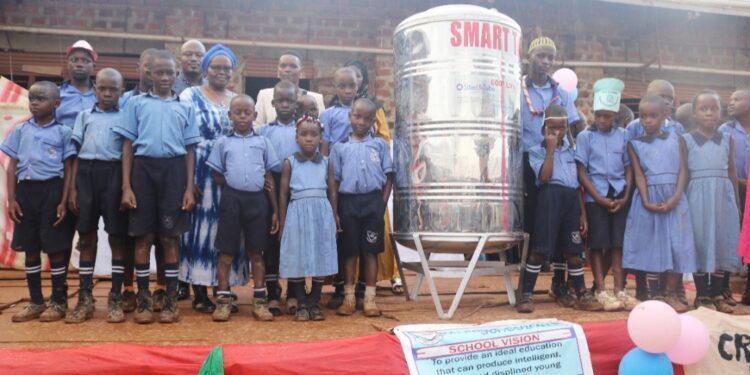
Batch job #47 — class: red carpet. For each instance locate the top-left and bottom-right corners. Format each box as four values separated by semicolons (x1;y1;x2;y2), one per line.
0;320;684;375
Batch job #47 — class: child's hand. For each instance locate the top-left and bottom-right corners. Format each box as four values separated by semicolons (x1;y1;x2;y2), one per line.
335;215;343;235
8;200;22;223
182;189;196;211
53;203;66;227
580;215;588;238
544;130;559;150
608;198;626;213
269;213;279;235
264;177;275;194
67;188;79;215
596;197;614;209
662;198;678;212
120;189;137;211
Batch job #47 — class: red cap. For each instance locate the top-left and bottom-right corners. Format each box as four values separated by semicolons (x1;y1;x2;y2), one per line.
65;40;98;62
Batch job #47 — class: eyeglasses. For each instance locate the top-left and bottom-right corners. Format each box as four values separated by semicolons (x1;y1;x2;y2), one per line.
209;65;233;73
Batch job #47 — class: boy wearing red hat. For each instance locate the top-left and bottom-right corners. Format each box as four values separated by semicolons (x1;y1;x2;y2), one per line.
57;40;98;128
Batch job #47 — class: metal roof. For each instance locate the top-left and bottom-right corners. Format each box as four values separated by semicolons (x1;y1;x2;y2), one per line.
598;0;750;17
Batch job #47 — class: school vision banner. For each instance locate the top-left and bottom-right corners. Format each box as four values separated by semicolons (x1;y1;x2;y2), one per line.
394;319;594;375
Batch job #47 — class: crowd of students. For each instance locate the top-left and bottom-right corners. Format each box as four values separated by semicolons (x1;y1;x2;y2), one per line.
3;34;750;325
518;36;750;315
2;40;395;324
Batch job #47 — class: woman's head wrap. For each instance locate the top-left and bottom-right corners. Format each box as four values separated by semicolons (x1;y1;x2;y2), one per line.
201;44;237;73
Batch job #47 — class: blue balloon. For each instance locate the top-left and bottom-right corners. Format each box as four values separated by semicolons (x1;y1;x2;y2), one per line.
619;348;673;375
569;87;579;102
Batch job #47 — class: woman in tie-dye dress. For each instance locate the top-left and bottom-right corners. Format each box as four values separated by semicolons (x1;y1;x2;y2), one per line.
179;45;247;312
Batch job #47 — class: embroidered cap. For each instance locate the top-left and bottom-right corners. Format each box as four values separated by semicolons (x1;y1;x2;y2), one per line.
593;78;624;112
66;40;97;62
528;36;556;54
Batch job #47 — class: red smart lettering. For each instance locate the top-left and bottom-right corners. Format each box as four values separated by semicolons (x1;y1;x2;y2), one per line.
450;21;461;47
463;21;479;47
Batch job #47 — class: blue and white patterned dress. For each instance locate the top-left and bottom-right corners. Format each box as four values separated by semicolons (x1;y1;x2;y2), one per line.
178;87;249;286
279;153;338;278
623;132;697;273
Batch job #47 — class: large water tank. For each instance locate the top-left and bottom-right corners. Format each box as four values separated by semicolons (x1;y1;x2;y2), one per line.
393;4;524;251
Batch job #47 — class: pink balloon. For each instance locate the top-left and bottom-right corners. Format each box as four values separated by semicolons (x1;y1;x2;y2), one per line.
552;68;578;92
666;315;710;365
627;300;681;353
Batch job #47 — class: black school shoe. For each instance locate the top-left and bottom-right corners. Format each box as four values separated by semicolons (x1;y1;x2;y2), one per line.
177;282;191;301
192;285;216;313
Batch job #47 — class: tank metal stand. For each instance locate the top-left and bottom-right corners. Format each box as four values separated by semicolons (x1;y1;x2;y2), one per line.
395;232;528;319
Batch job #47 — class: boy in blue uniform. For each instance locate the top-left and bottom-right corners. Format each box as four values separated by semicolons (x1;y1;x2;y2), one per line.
65;68;129;323
521;37;581;296
625;80;685;139
1;81;77;322
116;50;201;324
258;80;299;315
517;104;601;314
57;40;97;128
576;78;638;311
208;95;280;322
330;98;394;317
321;67;359;153
721;89;750;306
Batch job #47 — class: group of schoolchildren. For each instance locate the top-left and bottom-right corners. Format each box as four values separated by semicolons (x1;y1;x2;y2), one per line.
517;59;750;315
2;43;394;324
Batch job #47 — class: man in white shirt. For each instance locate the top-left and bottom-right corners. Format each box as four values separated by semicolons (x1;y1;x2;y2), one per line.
255;51;325;125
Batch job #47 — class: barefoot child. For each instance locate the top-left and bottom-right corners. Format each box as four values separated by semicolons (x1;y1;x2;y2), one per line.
2;81;76;322
623;95;697;313
330;98;394;317
685;90;741;313
517;104;600;314
66;68;130;323
208;95;279;321
575;78;637;311
279;115;339;321
116;50;201;324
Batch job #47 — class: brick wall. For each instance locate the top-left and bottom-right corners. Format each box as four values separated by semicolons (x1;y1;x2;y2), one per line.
2;0;750;122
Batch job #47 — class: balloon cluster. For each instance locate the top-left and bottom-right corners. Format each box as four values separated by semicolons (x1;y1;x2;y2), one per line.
619;301;710;374
552;68;578;102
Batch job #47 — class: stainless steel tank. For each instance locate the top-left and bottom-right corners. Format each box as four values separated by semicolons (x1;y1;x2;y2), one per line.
393;4;524;251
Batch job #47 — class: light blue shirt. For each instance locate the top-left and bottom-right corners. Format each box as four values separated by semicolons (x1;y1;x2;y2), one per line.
114;92;201;158
0;118;77;180
528;143;579;188
56;81;97;128
719;120;750;180
258;118;300;173
330;135;393;194
206;131;279;192
118;86;144;109
521;77;580;152
320;103;352;145
626;117;685;140
575;126;630;202
71;105;124;161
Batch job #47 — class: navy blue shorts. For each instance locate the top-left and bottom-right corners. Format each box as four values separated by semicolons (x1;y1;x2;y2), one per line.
338;191;385;257
12;178;73;253
585;185;628;250
530;185;584;256
75;160;128;236
214;187;269;256
128;156;189;237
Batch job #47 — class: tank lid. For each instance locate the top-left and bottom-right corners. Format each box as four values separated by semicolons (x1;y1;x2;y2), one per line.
394;4;521;36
